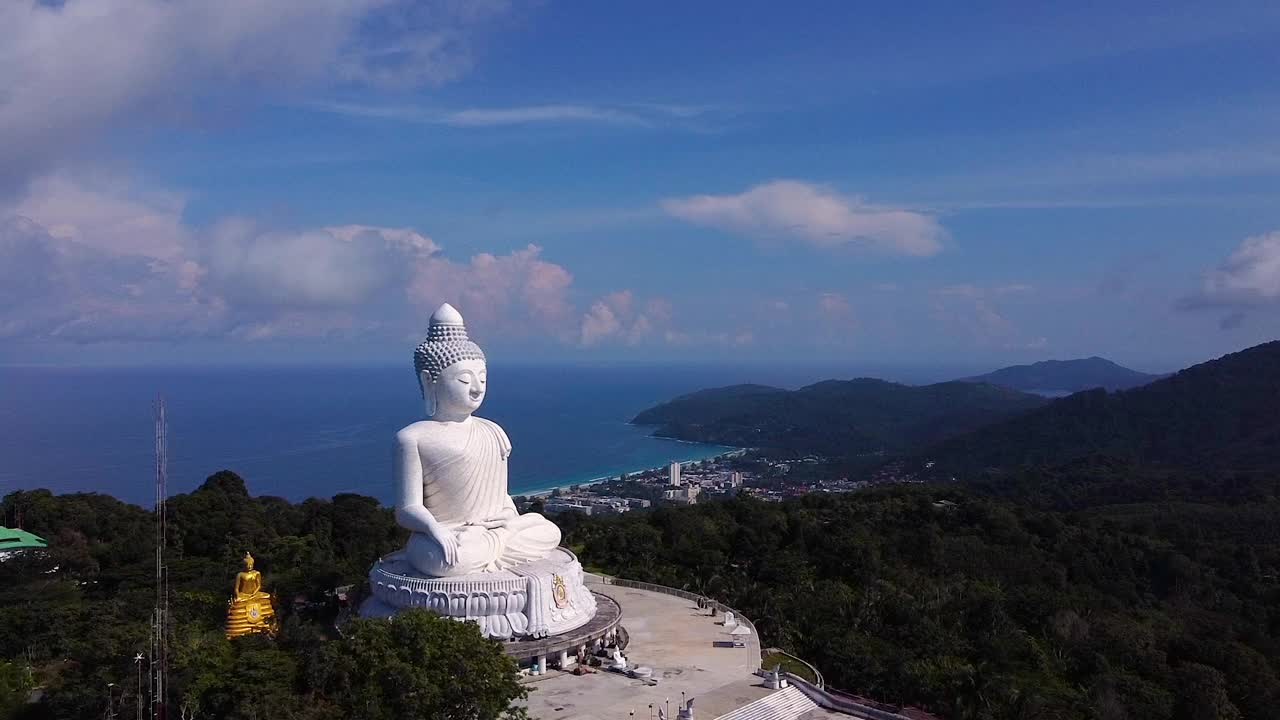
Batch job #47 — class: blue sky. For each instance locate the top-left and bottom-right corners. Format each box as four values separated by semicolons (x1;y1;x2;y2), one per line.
3;1;1280;372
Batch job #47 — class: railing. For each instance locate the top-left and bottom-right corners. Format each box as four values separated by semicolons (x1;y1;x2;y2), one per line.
784;674;918;720
585;574;761;671
761;646;824;689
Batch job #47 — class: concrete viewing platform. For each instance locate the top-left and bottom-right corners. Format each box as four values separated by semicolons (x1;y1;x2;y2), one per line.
519;578;846;720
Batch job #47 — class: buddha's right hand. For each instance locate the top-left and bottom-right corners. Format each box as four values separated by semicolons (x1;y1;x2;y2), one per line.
429;529;460;568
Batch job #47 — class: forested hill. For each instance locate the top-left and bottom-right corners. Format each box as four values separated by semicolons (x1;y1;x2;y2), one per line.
631;378;1046;457
562;467;1280;719
921;340;1280;476
0;473;531;719
959;356;1162;394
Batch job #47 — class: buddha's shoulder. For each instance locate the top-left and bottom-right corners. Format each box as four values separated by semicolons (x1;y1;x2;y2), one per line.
395;418;507;441
395;421;438;444
471;415;504;432
472;417;513;454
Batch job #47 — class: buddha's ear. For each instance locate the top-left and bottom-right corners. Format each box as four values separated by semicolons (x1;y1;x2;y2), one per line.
422;373;437;417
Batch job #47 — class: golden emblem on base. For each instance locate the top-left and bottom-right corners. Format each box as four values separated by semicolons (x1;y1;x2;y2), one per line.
226;552;276;639
552;574;569;609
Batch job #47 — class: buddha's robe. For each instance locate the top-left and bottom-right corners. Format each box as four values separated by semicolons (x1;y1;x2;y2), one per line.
407;417;561;576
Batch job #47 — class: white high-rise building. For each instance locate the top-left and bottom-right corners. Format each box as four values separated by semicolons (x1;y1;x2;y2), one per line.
730;471;743;487
668;461;682;486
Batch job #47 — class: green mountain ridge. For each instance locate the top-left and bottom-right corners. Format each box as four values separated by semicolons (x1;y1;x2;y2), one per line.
960;356;1163;394
631;377;1047;457
920;340;1280;477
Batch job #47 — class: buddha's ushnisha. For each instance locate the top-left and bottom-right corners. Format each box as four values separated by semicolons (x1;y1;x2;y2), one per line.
396;303;561;576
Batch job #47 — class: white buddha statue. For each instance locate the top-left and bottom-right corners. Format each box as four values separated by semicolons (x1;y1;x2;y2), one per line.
395;303;561;577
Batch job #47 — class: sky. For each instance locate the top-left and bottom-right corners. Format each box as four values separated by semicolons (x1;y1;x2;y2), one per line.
3;1;1280;373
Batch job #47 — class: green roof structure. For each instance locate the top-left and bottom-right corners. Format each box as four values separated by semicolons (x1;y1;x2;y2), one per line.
0;526;48;556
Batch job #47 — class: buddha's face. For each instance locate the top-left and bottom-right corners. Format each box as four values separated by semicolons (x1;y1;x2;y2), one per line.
431;359;487;418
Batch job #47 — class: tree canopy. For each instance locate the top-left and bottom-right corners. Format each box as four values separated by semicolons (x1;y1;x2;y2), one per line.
561;462;1280;720
0;472;526;720
631;378;1046;457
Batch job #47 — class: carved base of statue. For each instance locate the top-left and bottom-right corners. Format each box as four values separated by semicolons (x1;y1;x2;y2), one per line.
360;546;598;640
226;594;276;639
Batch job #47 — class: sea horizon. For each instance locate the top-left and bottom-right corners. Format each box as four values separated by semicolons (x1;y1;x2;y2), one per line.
0;364;790;506
0;360;1008;506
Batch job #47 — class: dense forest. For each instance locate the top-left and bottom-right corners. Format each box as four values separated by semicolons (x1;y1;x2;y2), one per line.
0;472;529;720
561;460;1280;720
631;378;1045;457
920;341;1280;478
9;462;1278;719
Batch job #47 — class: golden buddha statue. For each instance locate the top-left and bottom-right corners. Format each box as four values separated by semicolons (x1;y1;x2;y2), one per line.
225;552;275;639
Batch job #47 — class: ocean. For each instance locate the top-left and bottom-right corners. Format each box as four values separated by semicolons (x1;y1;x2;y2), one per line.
0;362;982;506
0;364;768;506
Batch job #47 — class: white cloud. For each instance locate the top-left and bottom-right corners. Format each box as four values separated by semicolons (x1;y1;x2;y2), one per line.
0;0;514;197
1192;231;1280;306
662;180;945;256
580;299;624;346
0;176;590;344
1181;231;1280;327
0;214;222;342
204;220;440;310
332;0;513;89
578;291;672;346
409;244;577;341
446;105;644;127
11;175;190;260
303;101;715;129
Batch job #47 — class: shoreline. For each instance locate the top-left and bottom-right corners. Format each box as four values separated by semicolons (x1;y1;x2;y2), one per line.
519;445;742;498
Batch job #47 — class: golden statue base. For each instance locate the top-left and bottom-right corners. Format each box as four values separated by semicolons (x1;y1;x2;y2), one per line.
225;594;276;639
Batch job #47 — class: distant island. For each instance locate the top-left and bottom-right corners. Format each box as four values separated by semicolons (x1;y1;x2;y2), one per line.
959;356;1163;395
631;378;1046;458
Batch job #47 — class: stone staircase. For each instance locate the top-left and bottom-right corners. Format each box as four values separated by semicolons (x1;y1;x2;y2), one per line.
712;686;819;720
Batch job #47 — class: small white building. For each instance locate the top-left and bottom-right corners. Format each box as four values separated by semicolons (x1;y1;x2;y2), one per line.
663;485;701;504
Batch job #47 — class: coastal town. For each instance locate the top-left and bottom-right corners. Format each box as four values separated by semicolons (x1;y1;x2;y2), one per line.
517;448;873;516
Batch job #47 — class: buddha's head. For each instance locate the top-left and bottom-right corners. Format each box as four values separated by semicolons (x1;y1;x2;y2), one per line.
243;552;255;571
414;303;487;420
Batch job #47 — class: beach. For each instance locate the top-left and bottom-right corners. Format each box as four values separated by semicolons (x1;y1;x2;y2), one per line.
521;444;738;497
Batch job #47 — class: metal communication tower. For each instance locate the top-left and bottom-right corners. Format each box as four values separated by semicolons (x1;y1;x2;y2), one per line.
150;397;169;720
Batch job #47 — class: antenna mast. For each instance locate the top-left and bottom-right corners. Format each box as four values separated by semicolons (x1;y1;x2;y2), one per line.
150;396;169;720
